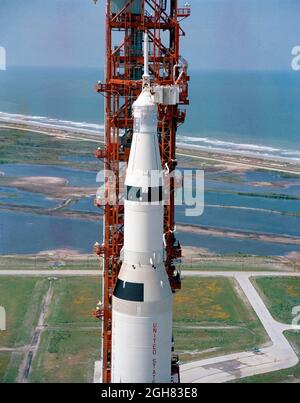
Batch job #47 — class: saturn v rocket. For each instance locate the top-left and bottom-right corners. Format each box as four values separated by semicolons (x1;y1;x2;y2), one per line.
111;33;173;383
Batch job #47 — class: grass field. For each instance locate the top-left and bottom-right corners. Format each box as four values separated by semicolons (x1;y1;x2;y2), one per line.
29;277;101;383
0;255;100;271
0;129;96;170
0;278;49;347
174;277;268;362
254;277;300;324
0;277;50;382
29;330;101;383
1;352;24;383
175;327;265;363
0;275;268;382
184;261;282;272
237;331;300;383
0;354;10;382
46;277;101;325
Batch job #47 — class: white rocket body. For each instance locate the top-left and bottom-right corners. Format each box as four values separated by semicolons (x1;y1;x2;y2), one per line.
111;39;172;383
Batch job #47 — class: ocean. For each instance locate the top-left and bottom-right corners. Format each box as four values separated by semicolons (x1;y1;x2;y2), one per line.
0;67;300;162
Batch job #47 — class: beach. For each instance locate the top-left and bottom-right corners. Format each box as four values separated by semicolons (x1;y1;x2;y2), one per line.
1;119;300;176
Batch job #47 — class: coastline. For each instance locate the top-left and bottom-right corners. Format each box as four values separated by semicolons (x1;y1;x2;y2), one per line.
1;120;300;176
0;118;299;258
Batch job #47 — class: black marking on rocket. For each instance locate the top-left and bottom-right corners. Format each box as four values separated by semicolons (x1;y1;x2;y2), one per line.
126;186;163;203
114;279;144;302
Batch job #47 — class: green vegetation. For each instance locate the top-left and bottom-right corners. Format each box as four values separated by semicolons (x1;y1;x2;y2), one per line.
175;277;260;324
175;327;262;363
0;255;100;271
30;330;101;383
183;260;280;272
208;189;300;201
0;278;48;347
29;277;102;383
2;353;24;383
208;173;243;184
0;276;102;383
236;192;300;201
174;278;249;325
1;254;282;274
0;278;49;382
254;277;300;324
0;255;289;274
47;277;101;325
275;172;300;179
0;129;96;170
0;354;10;382
237;331;300;383
0;275;269;382
174;277;268;362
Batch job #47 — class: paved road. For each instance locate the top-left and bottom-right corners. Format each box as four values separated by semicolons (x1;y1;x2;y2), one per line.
181;272;300;383
0;269;299;278
18;283;53;383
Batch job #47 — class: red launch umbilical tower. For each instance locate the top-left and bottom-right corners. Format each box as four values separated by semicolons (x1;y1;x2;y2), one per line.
94;0;190;383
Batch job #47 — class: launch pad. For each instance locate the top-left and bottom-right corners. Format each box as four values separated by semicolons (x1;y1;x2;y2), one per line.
94;0;190;383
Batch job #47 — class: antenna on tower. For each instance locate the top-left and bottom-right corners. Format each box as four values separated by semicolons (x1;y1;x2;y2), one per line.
143;31;150;89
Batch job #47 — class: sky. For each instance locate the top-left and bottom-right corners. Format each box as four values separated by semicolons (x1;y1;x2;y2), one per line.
0;0;300;70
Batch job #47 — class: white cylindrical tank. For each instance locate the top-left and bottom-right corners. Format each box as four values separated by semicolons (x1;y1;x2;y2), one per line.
112;264;172;383
111;87;173;383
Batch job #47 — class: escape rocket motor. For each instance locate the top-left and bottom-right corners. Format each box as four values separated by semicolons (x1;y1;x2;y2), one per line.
111;33;173;383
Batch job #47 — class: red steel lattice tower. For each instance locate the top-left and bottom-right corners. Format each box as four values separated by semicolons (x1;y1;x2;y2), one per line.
94;0;190;384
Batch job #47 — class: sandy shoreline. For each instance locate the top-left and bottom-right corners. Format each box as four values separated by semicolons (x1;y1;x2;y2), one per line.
1;121;300;176
0;175;96;199
176;224;300;247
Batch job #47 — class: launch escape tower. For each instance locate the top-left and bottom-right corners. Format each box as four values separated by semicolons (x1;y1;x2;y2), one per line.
94;0;190;383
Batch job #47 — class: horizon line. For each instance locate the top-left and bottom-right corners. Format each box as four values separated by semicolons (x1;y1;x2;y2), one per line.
4;65;297;73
